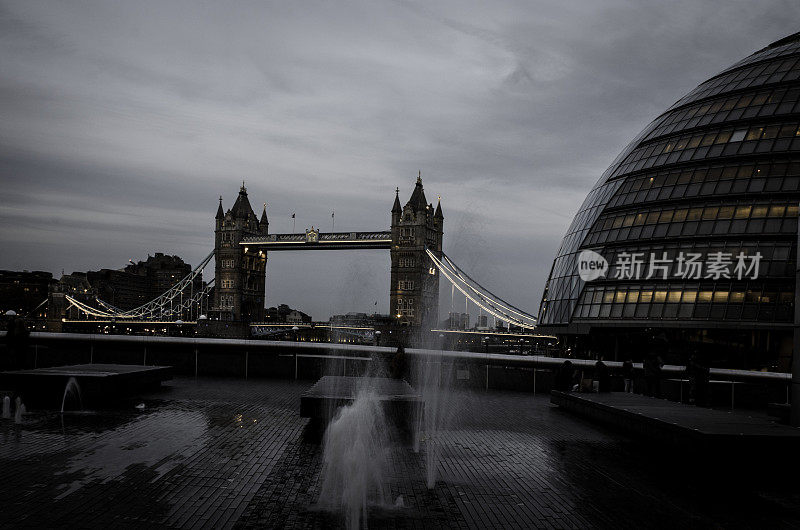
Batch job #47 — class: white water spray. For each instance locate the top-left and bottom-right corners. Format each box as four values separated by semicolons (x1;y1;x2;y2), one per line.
14;397;25;424
318;388;390;530
61;377;83;413
414;351;454;489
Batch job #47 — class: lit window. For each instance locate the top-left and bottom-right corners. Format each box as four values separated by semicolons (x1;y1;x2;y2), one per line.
729;129;747;142
745;127;763;141
769;205;786;217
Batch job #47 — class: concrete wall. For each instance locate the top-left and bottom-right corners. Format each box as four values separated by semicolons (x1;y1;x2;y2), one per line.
0;332;791;409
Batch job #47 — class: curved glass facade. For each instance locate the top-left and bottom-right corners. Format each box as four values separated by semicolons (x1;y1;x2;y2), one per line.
538;33;800;367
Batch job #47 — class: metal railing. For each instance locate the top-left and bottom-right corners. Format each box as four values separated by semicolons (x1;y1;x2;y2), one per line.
1;331;790;384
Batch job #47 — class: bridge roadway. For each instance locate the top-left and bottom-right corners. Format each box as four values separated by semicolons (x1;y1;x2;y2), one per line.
240;230;391;250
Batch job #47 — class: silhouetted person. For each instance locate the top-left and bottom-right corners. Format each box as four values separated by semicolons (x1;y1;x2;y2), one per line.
594;356;610;392
687;353;710;406
5;315;29;370
554;360;575;392
389;344;407;380
622;359;634;393
643;353;663;398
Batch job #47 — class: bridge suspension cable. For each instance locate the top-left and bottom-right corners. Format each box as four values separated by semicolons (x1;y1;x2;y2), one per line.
441;254;537;325
65;250;216;321
426;249;537;330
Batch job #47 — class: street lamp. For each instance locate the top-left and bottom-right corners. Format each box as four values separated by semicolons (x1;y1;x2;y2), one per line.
292;325;299;342
375;330;381;346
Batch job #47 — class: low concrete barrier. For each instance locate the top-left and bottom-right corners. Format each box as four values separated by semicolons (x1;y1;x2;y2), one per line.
0;331;791;407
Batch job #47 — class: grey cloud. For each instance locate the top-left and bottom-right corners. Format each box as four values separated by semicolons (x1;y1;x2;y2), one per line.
0;0;798;320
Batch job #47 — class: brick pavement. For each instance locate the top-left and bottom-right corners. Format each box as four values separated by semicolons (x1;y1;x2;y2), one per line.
3;378;800;528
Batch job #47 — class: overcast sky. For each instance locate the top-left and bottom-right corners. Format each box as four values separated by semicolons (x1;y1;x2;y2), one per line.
1;1;798;321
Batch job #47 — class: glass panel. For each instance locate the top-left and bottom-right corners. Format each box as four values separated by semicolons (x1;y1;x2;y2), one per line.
745;127;764;141
718;206;735;219
769;205;786;217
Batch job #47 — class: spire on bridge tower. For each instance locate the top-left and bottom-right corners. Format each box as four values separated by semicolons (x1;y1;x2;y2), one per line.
392;187;402;214
260;202;269;233
435;195;443;219
407;172;428;211
216;196;224;219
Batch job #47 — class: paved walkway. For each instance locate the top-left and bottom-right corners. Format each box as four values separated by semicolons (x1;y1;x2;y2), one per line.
551;391;800;444
2;378;800;528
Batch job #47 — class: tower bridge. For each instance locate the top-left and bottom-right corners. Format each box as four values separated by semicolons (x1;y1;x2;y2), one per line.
211;175;443;336
55;174;539;343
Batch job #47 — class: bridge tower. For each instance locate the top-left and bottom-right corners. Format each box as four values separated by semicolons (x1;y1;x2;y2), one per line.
211;183;268;325
390;175;443;334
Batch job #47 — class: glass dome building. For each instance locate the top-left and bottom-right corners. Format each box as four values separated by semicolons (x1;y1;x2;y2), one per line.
538;33;800;369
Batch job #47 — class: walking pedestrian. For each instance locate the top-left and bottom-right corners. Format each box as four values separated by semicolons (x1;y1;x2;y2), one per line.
622;358;634;393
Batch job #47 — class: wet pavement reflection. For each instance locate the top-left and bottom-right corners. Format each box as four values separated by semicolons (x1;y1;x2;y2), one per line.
3;377;800;528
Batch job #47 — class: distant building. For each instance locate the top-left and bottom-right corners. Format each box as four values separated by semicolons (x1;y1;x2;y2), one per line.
0;270;55;318
286;309;312;324
124;252;195;300
446;312;470;330
86;269;150;310
329;312;373;327
264;304;311;323
538;32;800;369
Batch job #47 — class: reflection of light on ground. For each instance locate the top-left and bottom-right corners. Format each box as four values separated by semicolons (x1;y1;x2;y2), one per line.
55;410;208;499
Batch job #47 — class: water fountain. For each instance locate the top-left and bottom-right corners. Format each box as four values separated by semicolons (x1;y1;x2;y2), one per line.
2;395;10;419
312;334;458;528
14;396;26;424
413;345;454;489
61;377;83;413
318;385;390;530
